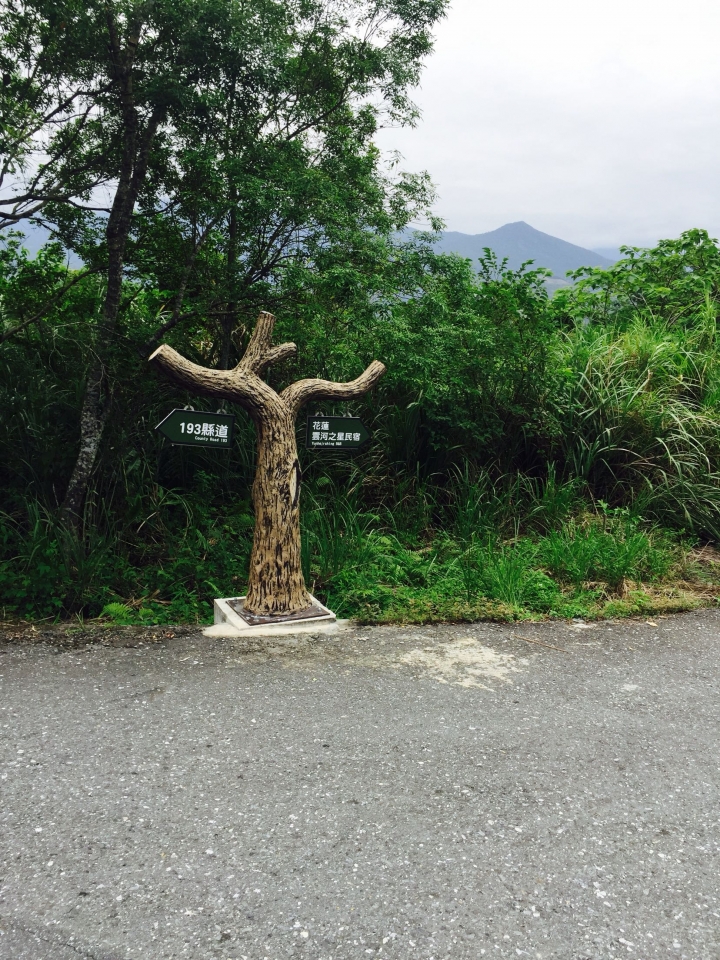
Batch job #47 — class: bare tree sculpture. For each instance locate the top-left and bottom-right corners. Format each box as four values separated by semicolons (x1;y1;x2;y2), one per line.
150;312;385;617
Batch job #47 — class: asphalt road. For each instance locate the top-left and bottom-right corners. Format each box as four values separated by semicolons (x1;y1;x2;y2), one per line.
1;611;719;960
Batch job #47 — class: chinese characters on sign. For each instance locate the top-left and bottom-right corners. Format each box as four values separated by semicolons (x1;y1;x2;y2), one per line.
305;416;370;450
178;420;228;439
155;409;235;447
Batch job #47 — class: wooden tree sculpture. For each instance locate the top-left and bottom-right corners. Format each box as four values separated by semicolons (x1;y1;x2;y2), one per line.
150;311;385;617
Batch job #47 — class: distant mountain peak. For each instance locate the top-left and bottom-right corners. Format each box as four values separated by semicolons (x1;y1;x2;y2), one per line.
434;222;614;278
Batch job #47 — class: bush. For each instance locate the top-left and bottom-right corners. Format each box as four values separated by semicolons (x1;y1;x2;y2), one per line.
1;231;719;622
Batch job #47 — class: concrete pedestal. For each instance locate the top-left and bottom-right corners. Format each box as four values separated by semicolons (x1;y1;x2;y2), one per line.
202;594;344;638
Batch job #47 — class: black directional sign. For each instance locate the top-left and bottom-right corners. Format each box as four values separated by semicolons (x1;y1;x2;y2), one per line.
305;416;370;450
155;409;235;447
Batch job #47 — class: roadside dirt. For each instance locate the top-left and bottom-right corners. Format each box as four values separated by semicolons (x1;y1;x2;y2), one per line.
0;620;197;650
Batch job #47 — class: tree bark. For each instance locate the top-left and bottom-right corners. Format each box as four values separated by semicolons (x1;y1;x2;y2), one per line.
219;204;239;370
247;408;308;613
61;12;163;529
149;310;385;616
60;362;112;522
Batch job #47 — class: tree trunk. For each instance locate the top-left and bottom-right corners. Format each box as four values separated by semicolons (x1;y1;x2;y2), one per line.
60;360;109;525
245;409;310;614
61;178;129;526
218;314;234;371
61;13;163;529
219;204;239;371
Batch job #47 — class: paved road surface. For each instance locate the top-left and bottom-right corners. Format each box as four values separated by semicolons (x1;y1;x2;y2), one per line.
1;612;719;960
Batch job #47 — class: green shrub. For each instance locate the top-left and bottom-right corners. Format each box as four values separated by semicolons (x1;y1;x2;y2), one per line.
2;231;719;622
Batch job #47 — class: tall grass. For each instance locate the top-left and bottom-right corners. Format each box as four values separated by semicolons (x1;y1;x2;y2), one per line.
301;484;383;588
538;513;672;589
446;465;581;542
556;313;720;537
0;501;120;616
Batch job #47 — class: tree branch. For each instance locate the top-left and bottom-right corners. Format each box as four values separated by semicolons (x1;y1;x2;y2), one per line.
0;268;100;345
282;361;387;416
150;312;385;425
139;309;199;356
238;310;277;373
148;343;275;419
258;341;297;372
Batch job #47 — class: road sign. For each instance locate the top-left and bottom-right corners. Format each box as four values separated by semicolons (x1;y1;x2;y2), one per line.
305;416;370;450
155;409;235;447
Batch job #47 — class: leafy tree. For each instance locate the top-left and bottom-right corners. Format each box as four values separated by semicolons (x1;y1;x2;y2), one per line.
553;228;720;328
0;0;448;526
357;246;557;471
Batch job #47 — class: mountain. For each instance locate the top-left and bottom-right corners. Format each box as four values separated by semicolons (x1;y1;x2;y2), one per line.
432;221;615;280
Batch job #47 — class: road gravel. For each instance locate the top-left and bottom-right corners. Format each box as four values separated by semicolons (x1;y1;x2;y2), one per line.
1;611;719;959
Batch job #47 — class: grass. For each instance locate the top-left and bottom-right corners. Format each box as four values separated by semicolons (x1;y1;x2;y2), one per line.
298;486;718;624
556;314;720;538
3;468;719;629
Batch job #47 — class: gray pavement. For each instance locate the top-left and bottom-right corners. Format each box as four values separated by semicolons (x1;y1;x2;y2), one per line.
1;611;719;960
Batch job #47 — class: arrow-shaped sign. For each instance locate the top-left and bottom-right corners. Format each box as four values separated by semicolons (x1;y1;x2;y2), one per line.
155;409;235;447
305;416;370;450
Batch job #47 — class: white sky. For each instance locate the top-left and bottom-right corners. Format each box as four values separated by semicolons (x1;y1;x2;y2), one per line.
375;0;720;248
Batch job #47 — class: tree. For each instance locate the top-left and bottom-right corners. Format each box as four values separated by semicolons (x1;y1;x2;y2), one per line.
150;311;385;615
0;0;447;528
553;229;720;328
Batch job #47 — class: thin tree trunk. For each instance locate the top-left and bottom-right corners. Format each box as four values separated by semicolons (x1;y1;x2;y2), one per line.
61;12;164;529
62;184;132;526
219;205;239;370
60;361;110;522
219;315;234;371
61;121;162;526
61;234;129;528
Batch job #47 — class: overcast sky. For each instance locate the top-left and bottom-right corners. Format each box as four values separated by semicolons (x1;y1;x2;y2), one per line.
374;0;720;249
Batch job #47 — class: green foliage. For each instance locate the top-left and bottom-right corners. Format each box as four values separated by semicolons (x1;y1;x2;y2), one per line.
101;602;135;626
537;513;672;589
553;229;720;327
294;488;686;623
550;235;720;537
368;248;557;468
2;229;720;624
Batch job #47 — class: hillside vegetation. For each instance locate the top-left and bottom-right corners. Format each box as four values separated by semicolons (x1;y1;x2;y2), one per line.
2;229;720;625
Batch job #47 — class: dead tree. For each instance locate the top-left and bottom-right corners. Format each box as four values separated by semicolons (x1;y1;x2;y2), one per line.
149;311;385;616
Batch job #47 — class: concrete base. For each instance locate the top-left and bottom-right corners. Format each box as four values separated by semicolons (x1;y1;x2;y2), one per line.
203;594;343;638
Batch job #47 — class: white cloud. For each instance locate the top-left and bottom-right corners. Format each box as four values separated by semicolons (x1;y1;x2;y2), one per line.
375;0;720;247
